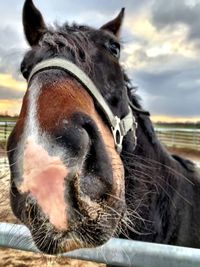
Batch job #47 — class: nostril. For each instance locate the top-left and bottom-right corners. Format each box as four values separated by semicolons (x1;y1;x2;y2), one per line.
72;175;101;221
80;172;109;202
55;126;90;158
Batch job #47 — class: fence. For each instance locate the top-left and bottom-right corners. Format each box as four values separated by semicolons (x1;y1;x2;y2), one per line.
155;127;200;151
0;121;14;176
1;121;200;151
0;121;15;148
0;223;200;267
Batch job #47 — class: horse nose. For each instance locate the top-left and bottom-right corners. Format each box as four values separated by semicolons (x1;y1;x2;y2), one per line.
20;137;69;230
19;125;91;230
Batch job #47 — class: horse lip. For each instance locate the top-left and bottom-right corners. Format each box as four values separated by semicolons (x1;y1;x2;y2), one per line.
31;228;87;254
59;230;99;253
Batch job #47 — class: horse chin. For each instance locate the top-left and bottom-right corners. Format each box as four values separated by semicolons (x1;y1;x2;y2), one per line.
28;218;118;254
60;229;113;254
31;231;111;255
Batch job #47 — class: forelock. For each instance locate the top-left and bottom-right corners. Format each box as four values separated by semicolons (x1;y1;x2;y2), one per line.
37;23;95;73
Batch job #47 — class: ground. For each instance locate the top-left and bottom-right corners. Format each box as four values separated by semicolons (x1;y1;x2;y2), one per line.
0;249;104;267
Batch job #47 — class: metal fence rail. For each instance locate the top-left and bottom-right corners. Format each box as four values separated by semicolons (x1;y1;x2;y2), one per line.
155;127;200;150
0;223;200;267
0;121;15;145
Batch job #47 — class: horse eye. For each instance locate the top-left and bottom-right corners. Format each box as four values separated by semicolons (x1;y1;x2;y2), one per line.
107;41;120;59
21;67;29;79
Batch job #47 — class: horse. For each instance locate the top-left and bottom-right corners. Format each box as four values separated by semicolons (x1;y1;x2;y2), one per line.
7;0;200;265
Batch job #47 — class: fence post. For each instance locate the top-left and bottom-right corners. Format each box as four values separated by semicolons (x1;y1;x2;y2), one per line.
4;122;7;143
172;130;176;147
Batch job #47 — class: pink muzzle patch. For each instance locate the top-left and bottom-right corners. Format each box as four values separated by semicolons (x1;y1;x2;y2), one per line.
20;137;68;230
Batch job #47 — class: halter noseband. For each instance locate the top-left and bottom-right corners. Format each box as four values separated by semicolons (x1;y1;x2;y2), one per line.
28;58;137;153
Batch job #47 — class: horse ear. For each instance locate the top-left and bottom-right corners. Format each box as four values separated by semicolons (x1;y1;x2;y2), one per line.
100;8;125;37
23;0;46;46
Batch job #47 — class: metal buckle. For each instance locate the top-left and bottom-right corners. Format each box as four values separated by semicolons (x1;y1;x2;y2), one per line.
112;117;124;153
112;116;138;154
131;119;138;150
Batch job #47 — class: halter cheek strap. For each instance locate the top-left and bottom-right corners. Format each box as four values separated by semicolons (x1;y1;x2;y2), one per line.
28;58;137;153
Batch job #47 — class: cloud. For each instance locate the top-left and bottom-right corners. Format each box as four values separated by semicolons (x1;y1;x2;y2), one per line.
0;26;22;49
0;73;25;100
151;0;200;42
130;56;200;117
0;48;26;80
0;24;27;80
0;73;25;91
37;0;151;20
0;86;24;100
120;1;200;119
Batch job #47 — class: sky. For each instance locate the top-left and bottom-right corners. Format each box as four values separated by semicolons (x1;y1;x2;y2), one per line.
0;0;200;122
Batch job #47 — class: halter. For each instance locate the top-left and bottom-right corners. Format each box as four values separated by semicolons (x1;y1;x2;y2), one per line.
28;58;137;153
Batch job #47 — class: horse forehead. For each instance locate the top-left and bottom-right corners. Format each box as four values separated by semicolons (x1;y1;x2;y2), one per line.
37;77;94;112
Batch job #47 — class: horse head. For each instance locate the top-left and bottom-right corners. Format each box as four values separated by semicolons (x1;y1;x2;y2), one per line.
7;0;137;254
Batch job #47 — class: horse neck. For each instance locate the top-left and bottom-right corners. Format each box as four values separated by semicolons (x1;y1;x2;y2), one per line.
122;114;193;243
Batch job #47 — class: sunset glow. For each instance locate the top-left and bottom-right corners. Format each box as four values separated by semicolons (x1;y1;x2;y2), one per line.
0;73;25;115
151;116;200;123
0;99;22;116
0;74;26;92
